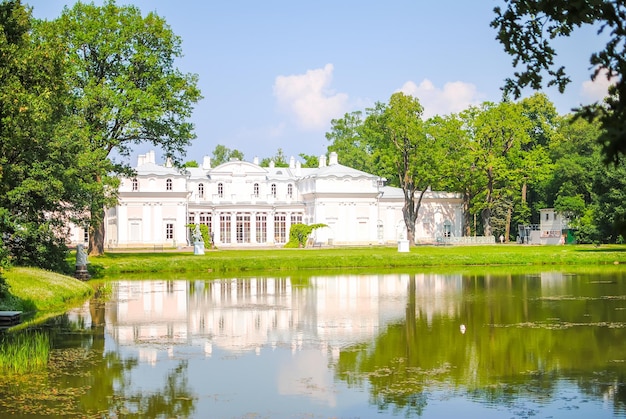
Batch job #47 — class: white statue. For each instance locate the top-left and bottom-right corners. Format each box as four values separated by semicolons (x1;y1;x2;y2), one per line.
76;243;88;266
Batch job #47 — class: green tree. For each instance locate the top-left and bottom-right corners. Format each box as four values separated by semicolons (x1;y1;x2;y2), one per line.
364;93;446;244
461;101;532;237
260;148;289;167
326;110;373;173
0;0;91;271
182;160;198;168
211;144;244;166
36;0;202;256
298;153;319;168
491;0;626;163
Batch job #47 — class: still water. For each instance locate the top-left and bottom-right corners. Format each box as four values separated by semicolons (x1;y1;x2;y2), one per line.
2;269;626;418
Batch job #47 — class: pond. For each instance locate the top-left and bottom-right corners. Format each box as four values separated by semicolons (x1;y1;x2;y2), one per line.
2;269;626;418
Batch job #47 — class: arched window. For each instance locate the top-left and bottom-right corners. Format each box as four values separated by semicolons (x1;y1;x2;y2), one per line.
166;178;173;191
271;183;277;197
132;178;138;191
198;183;204;198
253;183;259;198
287;183;293;198
218;183;224;198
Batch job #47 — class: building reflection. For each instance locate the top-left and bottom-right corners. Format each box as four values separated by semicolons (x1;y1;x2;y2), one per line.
102;274;470;355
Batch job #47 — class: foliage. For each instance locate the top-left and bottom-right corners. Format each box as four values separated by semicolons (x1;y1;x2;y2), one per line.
260;148;289;167
0;330;50;374
0;214;71;274
364;93;447;244
211;144;244;166
186;224;211;248
284;223;327;248
326;111;373;173
298;153;319;168
183;160;199;168
0;1;93;272
593;159;626;242
491;0;626;163
35;0;202;255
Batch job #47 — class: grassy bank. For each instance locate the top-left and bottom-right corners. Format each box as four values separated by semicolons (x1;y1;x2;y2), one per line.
88;244;626;277
1;267;93;316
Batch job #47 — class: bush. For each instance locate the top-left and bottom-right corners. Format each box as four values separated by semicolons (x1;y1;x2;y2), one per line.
285;223;327;248
0;211;70;274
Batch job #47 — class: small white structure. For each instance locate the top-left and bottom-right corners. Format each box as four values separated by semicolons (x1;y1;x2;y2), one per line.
539;208;569;245
82;151;464;248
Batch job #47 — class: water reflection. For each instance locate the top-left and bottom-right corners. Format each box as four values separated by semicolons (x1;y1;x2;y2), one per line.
2;270;626;418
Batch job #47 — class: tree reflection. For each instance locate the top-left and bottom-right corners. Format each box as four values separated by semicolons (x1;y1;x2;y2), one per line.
335;272;626;416
0;291;196;417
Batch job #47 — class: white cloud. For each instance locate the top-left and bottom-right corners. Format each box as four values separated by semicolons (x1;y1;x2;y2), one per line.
580;68;618;103
273;64;349;130
397;79;483;118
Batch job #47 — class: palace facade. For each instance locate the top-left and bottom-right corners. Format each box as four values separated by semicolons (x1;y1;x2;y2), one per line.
75;150;463;248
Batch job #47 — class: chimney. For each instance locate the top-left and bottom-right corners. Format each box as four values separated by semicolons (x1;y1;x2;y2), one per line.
138;153;146;166
202;156;211;169
148;150;156;164
253;156;259;165
289;156;295;168
319;154;326;168
295;160;301;176
269;160;275;168
329;152;338;165
165;157;173;168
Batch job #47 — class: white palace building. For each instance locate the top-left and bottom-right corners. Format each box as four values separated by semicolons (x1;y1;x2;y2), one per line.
87;150;463;248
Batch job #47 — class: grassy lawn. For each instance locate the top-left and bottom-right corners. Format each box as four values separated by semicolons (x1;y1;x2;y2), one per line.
87;244;626;277
1;267;93;316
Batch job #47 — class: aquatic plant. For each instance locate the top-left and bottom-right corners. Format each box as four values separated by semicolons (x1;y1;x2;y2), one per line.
0;330;50;374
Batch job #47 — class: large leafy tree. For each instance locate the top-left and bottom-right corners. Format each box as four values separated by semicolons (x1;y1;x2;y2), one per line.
364;92;447;244
461;100;532;238
0;0;92;271
491;0;626;163
36;0;202;255
326;110;373;173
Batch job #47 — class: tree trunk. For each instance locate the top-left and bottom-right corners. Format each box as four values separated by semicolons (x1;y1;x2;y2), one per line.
402;188;426;245
505;206;511;242
89;207;106;256
482;207;492;237
463;189;472;236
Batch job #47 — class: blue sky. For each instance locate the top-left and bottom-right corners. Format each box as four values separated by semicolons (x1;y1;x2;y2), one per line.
26;1;612;165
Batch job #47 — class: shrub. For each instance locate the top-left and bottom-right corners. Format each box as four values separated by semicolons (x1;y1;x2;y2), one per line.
285;223;327;248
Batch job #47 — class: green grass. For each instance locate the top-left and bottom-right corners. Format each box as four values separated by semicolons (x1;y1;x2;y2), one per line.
1;267;93;313
0;330;50;374
87;244;626;277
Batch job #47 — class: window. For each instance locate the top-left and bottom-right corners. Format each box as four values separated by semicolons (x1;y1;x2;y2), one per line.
199;212;211;226
236;213;251;243
253;183;259;198
256;214;267;243
291;213;302;225
198;183;204;198
287;183;293;198
132;178;138;191
83;228;89;243
218;183;224;198
166;178;172;191
220;213;231;243
274;213;286;243
271;183;277;197
166;223;174;239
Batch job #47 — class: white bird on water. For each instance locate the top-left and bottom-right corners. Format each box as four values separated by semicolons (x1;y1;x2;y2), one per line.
460;324;466;334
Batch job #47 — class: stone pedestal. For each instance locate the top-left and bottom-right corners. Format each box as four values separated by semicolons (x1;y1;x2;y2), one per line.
75;265;91;280
194;242;205;255
397;239;409;253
